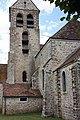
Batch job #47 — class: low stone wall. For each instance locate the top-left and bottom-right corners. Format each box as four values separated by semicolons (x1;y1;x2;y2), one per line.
3;97;42;114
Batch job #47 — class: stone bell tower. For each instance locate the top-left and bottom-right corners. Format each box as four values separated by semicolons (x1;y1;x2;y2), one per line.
7;0;40;84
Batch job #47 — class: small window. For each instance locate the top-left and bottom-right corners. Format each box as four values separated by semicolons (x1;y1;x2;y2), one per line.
16;13;23;27
62;71;66;92
42;69;44;90
20;97;28;101
22;31;29;54
27;14;34;28
22;71;27;82
22;49;29;54
22;40;29;45
22;31;28;40
24;2;26;8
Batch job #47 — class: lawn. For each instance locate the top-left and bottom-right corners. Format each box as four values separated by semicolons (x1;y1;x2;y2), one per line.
0;113;64;120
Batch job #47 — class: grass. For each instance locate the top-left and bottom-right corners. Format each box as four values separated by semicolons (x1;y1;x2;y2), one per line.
0;113;64;120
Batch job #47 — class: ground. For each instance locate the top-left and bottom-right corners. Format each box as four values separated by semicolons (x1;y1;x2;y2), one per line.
0;113;64;120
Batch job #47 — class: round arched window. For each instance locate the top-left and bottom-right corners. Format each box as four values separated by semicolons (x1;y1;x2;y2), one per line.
16;13;23;27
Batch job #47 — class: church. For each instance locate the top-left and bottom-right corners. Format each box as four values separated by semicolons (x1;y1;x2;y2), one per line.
0;0;80;120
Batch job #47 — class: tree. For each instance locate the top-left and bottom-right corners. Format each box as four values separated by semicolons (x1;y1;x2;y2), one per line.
44;0;80;21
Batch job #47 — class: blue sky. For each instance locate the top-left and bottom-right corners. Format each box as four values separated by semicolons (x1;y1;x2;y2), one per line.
0;0;67;63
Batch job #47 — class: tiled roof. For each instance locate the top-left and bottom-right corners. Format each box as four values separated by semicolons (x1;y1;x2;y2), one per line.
3;83;42;97
51;19;80;40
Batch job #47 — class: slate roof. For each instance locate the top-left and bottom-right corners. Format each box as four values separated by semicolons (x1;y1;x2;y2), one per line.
3;84;42;97
60;46;80;67
35;19;80;58
51;19;80;40
53;46;80;72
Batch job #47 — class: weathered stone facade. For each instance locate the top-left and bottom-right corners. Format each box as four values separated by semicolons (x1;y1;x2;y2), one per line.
2;0;42;115
0;0;80;120
7;0;40;84
2;97;42;115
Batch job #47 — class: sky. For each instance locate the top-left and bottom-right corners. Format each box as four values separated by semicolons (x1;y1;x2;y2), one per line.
0;0;67;63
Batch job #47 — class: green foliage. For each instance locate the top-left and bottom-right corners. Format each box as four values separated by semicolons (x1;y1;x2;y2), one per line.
44;0;80;21
0;113;64;120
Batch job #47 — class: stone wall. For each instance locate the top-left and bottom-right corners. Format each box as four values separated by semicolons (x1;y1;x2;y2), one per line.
3;97;42;115
32;69;39;89
42;60;59;117
8;1;40;84
59;63;80;120
35;40;51;69
51;39;80;70
71;62;80;120
35;40;51;93
59;65;74;120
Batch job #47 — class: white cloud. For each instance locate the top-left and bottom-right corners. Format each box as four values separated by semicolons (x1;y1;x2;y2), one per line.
0;51;8;63
33;0;55;14
43;32;51;37
47;20;59;30
40;32;51;44
40;24;46;31
0;8;9;63
40;35;49;44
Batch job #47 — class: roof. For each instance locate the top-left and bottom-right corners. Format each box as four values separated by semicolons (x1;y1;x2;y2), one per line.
10;0;39;11
53;46;80;72
51;19;80;40
3;84;42;97
35;19;80;58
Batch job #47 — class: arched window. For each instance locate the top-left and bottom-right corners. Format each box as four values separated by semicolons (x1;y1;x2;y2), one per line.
22;31;28;40
42;69;44;90
16;13;23;27
62;71;66;92
27;14;34;28
22;31;29;54
22;71;27;82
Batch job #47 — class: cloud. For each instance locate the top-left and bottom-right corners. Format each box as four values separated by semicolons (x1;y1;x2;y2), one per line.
0;51;8;63
0;6;10;63
40;24;46;31
40;32;51;44
33;0;55;14
47;20;59;30
40;35;49;44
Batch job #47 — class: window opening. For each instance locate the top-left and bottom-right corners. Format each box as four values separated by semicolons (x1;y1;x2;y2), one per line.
42;69;44;90
22;32;29;54
16;13;23;27
22;49;29;54
22;71;27;82
20;97;28;101
27;14;34;28
22;40;29;45
22;32;28;40
62;71;66;92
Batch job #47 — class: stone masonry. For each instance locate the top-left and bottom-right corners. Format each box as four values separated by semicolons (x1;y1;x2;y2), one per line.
0;0;80;120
